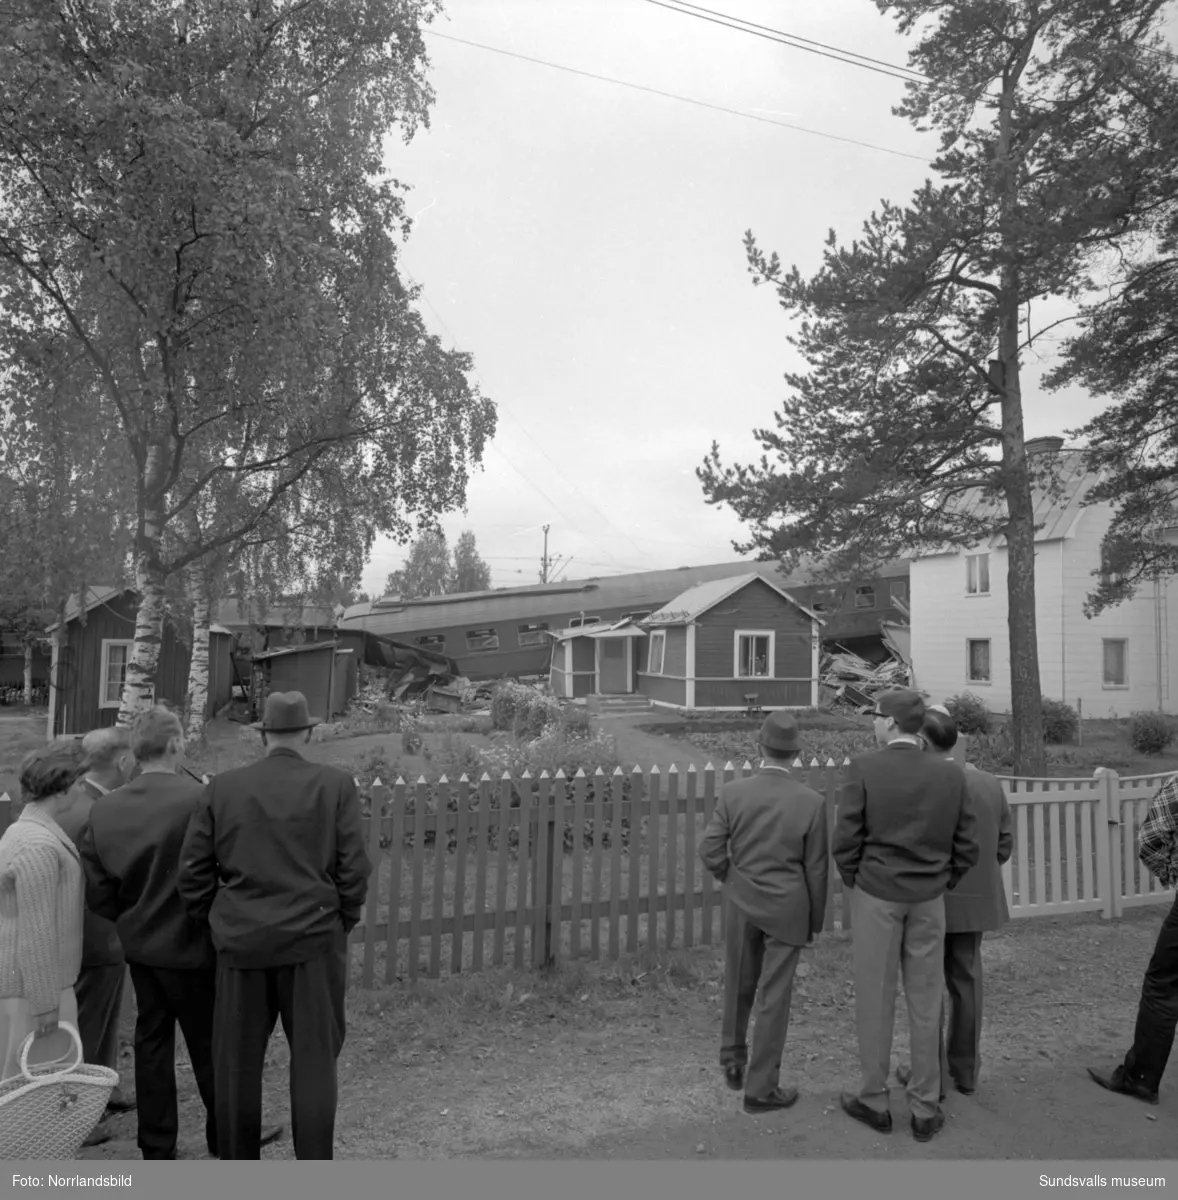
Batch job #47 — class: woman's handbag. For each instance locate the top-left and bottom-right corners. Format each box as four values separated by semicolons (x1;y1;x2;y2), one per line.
0;1021;119;1160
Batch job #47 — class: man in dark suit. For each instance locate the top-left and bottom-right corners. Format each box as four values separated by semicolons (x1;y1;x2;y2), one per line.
896;706;1012;1098
179;691;372;1160
699;712;829;1114
58;726;136;1146
79;705;282;1160
833;688;978;1143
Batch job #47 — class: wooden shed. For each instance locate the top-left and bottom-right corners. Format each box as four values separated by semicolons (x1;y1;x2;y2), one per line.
249;640;350;725
636;574;823;711
46;587;192;738
547;618;646;699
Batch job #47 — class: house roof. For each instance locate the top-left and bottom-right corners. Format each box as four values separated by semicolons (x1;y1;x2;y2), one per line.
645;573;823;626
45;586;129;632
926;449;1098;554
339;557;870;639
252;640;339;662
548;618;646;642
215;598;338;630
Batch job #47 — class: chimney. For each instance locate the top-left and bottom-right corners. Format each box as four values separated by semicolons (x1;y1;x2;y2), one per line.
1025;436;1065;456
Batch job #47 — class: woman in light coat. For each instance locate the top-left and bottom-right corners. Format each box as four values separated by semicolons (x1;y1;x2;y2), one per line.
0;740;87;1081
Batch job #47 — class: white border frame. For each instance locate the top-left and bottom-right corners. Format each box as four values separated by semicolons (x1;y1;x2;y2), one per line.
966;637;992;685
99;638;134;710
966;552;991;596
733;630;775;680
1102;637;1129;689
647;630;666;676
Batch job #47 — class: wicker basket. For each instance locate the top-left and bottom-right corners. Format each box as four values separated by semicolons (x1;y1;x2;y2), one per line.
0;1022;118;1160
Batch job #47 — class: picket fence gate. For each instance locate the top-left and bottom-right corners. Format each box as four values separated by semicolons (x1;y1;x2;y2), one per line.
345;760;1177;989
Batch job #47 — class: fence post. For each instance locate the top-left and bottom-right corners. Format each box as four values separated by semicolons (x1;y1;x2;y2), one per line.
1094;768;1119;920
822;762;838;934
360;779;386;990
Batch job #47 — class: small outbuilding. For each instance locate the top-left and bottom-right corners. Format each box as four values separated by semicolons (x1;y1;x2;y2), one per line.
547;618;646;699
636;573;823;711
248;640;359;724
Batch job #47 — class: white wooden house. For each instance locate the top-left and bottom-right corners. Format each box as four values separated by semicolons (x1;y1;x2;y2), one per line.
910;438;1178;718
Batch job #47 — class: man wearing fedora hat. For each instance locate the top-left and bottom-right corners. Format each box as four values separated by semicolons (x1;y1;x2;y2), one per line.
179;691;372;1160
699;711;829;1114
833;688;978;1143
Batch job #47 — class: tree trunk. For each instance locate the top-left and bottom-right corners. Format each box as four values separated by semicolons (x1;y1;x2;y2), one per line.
22;640;33;707
117;442;170;727
185;565;211;744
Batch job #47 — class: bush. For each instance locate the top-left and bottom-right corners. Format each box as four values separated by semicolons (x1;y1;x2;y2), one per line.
1130;711;1177;755
944;692;991;735
1041;697;1079;745
968;726;1015;775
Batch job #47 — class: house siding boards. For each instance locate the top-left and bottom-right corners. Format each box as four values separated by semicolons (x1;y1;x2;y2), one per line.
696;680;812;708
694;579;812;678
910;491;1178;716
639;675;688;707
256;643;338;723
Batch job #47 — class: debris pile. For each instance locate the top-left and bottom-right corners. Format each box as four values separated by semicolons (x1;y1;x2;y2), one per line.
820;649;911;713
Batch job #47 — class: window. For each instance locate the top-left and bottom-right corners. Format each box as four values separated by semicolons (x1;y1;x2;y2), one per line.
465;628;500;652
735;632;773;679
966;553;991;595
966;639;991;684
1100;544;1126;587
1103;638;1128;687
415;634;445;648
889;579;908;602
854;585;876;609
100;639;133;708
647;630;666;675
517;622;549;647
569;615;601;628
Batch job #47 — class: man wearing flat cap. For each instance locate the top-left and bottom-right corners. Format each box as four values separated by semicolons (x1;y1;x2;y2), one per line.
833;688;978;1144
179;692;372;1160
699;711;829;1114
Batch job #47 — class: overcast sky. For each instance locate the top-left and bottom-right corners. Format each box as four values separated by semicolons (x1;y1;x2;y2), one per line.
361;0;1119;598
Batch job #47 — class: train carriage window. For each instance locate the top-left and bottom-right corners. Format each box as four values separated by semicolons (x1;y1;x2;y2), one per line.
569;615;601;628
415;635;445;648
854;585;876;609
465;628;500;652
517;622;550;647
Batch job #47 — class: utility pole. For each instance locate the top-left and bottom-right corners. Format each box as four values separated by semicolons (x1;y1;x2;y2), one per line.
540;524;564;584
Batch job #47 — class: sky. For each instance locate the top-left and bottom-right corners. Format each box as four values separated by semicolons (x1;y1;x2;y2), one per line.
360;0;1123;598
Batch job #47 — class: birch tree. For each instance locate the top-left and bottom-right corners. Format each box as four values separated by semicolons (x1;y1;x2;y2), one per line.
0;0;495;727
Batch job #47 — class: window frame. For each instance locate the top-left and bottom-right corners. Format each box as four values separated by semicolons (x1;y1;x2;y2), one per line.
415;634;446;648
966;638;992;685
966;552;991;596
99;638;134;709
646;630;666;676
733;630;775;680
464;627;500;653
853;585;876;609
516;622;550;647
569;615;601;629
1102;638;1129;688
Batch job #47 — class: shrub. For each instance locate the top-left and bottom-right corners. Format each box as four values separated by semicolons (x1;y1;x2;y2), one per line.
556;706;594;740
1130;711;1176;755
1041;697;1080;745
421;733;488;782
944;692;991;735
968;726;1015;775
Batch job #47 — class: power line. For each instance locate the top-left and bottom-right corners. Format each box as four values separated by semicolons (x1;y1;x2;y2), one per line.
643;0;928;84
422;29;930;163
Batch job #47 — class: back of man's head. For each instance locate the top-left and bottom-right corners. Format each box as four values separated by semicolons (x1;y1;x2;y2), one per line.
81;726;132;774
131;705;184;765
921;708;959;754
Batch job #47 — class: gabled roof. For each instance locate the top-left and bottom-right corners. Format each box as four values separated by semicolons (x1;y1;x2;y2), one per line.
215;598;338;629
644;573;823;627
548;617;646;642
925;450;1098;555
45;586;130;632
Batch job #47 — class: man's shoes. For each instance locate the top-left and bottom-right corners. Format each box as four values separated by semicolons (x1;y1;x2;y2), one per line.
911;1112;945;1143
895;1065;946;1102
105;1092;137;1116
743;1087;799;1114
208;1124;285;1159
839;1092;892;1133
83;1122;112;1147
955;1082;976;1096
724;1065;744;1091
1087;1065;1160;1106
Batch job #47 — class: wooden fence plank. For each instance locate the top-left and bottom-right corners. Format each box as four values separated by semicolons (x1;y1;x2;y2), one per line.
408;779;427;985
627;768;643;955
1064;801;1078;905
608;769;623;962
533;773;552;969
385;780;405;985
361;782;385;988
451;776;470;976
666;766;679;950
494;775;511;966
430;778;449;978
1032;800;1047;908
647;767;661;952
591;769;605;961
1048;800;1061;906
571;771;586;960
548;771;565;968
1016;801;1029;910
472;776;490;974
701;766;716;945
514;778;532;971
683;765;697;949
1080;794;1095;902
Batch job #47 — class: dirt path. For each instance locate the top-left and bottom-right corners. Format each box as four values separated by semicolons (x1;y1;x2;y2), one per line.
77;906;1175;1161
597;713;740;775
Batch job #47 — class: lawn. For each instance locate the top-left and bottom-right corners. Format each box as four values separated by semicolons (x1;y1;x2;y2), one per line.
75;904;1178;1161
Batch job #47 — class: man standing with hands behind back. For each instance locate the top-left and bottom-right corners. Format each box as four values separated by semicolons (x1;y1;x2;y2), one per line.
699;712;829;1115
834;688;978;1143
179;691;371;1161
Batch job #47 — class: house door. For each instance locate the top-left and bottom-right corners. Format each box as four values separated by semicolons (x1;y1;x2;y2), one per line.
599;639;629;694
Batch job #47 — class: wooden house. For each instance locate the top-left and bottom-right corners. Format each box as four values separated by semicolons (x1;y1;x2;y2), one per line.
548;619;647;700
911;439;1178;717
248;640;358;724
340;558;904;682
45;587;236;738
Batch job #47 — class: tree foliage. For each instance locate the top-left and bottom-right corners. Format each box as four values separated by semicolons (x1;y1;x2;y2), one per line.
698;0;1178;773
451;530;492;594
384;527;452;599
0;0;496;722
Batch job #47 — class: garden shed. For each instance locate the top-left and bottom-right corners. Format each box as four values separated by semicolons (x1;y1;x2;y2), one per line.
249;640;356;724
45;587;234;738
547;618;647;699
637;574;823;711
